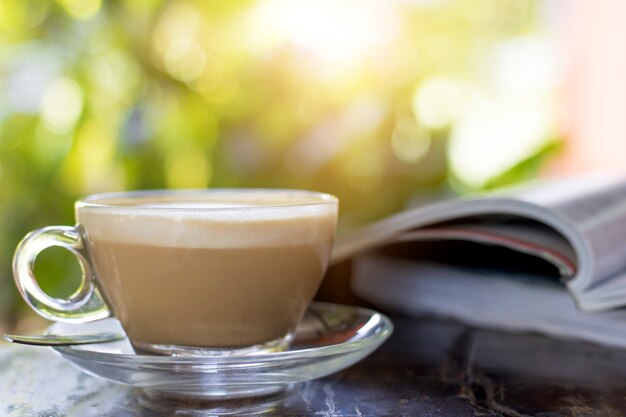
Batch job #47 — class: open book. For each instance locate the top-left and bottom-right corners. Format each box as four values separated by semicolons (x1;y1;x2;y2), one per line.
330;175;626;348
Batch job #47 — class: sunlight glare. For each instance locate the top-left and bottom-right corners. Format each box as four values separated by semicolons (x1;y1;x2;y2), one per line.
248;0;400;74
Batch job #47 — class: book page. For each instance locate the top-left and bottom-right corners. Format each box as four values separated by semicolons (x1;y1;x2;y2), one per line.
512;176;626;301
352;254;626;348
398;223;577;278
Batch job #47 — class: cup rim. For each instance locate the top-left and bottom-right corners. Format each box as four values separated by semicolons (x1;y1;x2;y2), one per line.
76;188;338;212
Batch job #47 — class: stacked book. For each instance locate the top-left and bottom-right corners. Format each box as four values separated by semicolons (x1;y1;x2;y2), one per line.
330;175;626;348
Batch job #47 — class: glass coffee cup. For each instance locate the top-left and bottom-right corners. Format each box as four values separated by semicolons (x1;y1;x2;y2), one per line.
13;189;338;355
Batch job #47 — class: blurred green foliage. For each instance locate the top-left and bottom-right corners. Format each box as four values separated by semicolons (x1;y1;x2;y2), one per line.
0;0;555;329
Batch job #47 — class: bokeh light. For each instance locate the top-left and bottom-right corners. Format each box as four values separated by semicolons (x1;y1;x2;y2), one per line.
392;118;431;164
57;0;102;19
41;78;84;134
413;78;474;130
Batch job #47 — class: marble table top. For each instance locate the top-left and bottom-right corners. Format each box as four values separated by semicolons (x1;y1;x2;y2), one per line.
2;315;626;416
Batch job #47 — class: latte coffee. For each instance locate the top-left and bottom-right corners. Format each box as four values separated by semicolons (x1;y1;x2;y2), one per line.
13;189;337;355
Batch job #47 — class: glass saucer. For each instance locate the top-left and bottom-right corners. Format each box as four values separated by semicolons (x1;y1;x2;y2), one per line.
47;302;393;400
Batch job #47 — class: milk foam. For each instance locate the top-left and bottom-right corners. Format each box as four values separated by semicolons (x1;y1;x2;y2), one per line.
139;203;255;209
76;192;337;248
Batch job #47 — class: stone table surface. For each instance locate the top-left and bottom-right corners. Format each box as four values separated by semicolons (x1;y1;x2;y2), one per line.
2;315;626;416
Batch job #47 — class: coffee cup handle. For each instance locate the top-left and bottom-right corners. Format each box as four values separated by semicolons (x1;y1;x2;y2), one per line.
12;226;111;323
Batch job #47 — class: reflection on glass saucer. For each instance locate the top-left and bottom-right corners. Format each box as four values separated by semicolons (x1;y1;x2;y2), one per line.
48;302;393;400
